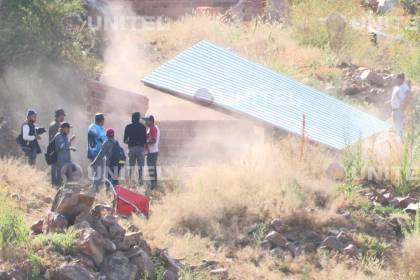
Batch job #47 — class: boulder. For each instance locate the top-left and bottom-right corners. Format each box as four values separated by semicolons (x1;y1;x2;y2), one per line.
100;251;138;280
108;223;126;241
321;236;345;251
127;248;155;279
271;218;285;233
51;184;95;224
46;212;68;233
343;244;359;257
160;252;180;274
127;224;139;232
104;238;117;253
325;161;345;181
361;70;386;87
92;204;113;217
265;231;288;248
75;227;105;267
210;268;228;278
389;196;417;209
164;269;178;280
46;264;96;280
404;203;420;214
120;232;144;250
31;219;44;234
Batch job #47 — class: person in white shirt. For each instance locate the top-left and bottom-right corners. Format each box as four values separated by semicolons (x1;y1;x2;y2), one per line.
17;109;43;165
390;73;411;138
145;115;160;189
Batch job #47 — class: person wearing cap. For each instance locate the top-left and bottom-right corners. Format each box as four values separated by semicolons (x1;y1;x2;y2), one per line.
145;115;160;189
91;128;123;189
49;108;66;141
18;109;42;166
124;112;147;185
54;122;76;186
87;113;107;161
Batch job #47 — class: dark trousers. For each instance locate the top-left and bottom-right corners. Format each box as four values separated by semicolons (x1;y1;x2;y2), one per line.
23;147;37;166
128;146;145;184
146;152;158;188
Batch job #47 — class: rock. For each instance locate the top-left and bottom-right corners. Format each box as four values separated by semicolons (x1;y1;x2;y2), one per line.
260;240;272;250
31;219;44;234
104;239;117;253
108;223;126;241
46;263;96;280
93;204;113;217
0;270;8;280
74;210;96;226
326;12;346;51
265;231;288;248
160;252;180;274
361;70;386;87
271;218;285;233
46;212;68;233
51;184;95;224
209;268;228;278
164;269;178;280
102;215;118;227
321;236;345;251
127;224;139;232
343;244;359;257
404;203;420;214
389;196;417;209
267;0;289;19
326;161;345;181
75;227;105;267
100;251;138;280
121;232;144;249
128;248;155;279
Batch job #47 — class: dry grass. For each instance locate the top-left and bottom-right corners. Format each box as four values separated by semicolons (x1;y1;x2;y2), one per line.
0;158;54;224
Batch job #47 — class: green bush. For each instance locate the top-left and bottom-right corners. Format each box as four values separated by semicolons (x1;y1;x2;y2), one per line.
0;194;29;249
27;251;43;279
32;229;76;255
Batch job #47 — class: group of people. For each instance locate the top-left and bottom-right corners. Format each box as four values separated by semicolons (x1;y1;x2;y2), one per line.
17;109;160;190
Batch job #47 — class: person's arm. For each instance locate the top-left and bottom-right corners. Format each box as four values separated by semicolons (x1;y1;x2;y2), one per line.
22;124;36;141
123;125;129;144
91;143;105;166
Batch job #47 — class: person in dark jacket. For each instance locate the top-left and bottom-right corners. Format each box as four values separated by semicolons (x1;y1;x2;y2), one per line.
19;109;42;166
91;128;122;189
54;122;75;186
124;112;147;185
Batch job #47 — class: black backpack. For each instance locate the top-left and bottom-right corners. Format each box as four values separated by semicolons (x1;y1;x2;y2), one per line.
45;134;58;165
110;141;126;167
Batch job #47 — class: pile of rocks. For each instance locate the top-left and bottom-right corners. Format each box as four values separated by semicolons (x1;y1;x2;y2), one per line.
4;184;180;280
260;218;361;258
360;187;420;214
341;63;395;106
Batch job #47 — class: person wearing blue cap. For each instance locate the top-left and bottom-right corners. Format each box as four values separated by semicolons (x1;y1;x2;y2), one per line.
16;109;43;165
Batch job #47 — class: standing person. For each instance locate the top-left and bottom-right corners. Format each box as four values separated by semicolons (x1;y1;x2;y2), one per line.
54;122;75;186
49;109;71;186
145;115;160;189
87;113;106;186
17;109;42;166
391;73;411;138
91;128;125;189
124;112;147;185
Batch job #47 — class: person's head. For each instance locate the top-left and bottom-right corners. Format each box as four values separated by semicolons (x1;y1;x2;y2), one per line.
132;112;141;123
145;115;155;127
55;108;66;122
60;122;72;135
106;128;115;139
396;73;405;86
27;109;37;123
95;113;105;126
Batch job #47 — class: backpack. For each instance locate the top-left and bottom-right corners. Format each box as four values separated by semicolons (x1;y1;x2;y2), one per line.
110;141;126;167
45;134;58;165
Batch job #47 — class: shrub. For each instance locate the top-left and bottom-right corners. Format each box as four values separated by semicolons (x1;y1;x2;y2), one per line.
32;229;76;255
0;191;29;249
27;251;43;279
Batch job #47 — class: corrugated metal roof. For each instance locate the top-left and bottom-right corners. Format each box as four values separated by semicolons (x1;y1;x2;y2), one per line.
142;40;391;149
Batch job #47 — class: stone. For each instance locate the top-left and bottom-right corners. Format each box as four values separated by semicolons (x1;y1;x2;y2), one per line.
326;12;346;51
127;224;139;232
100;251;138;280
74;210;96;226
102;215;118;227
93;204;113;217
271;218;285;233
210;268;228;278
326;161;345;181
321;236;345;251
104;238;117;253
46;212;68;233
265;231;288;248
260;240;272;250
164;269;178;280
362;70;386;87
108;223;126;241
404;203;420;214
46;263;96;280
389;196;417;209
160;252;180;274
51;184;95;224
128;248;155;279
121;232;144;249
31;219;44;234
343;244;359;257
75;227;105;267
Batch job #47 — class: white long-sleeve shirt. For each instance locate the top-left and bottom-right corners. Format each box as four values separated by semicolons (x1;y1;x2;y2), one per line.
22;124;36;141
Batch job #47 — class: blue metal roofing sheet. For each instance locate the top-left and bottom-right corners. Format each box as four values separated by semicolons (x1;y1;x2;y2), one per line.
142;40;391;149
